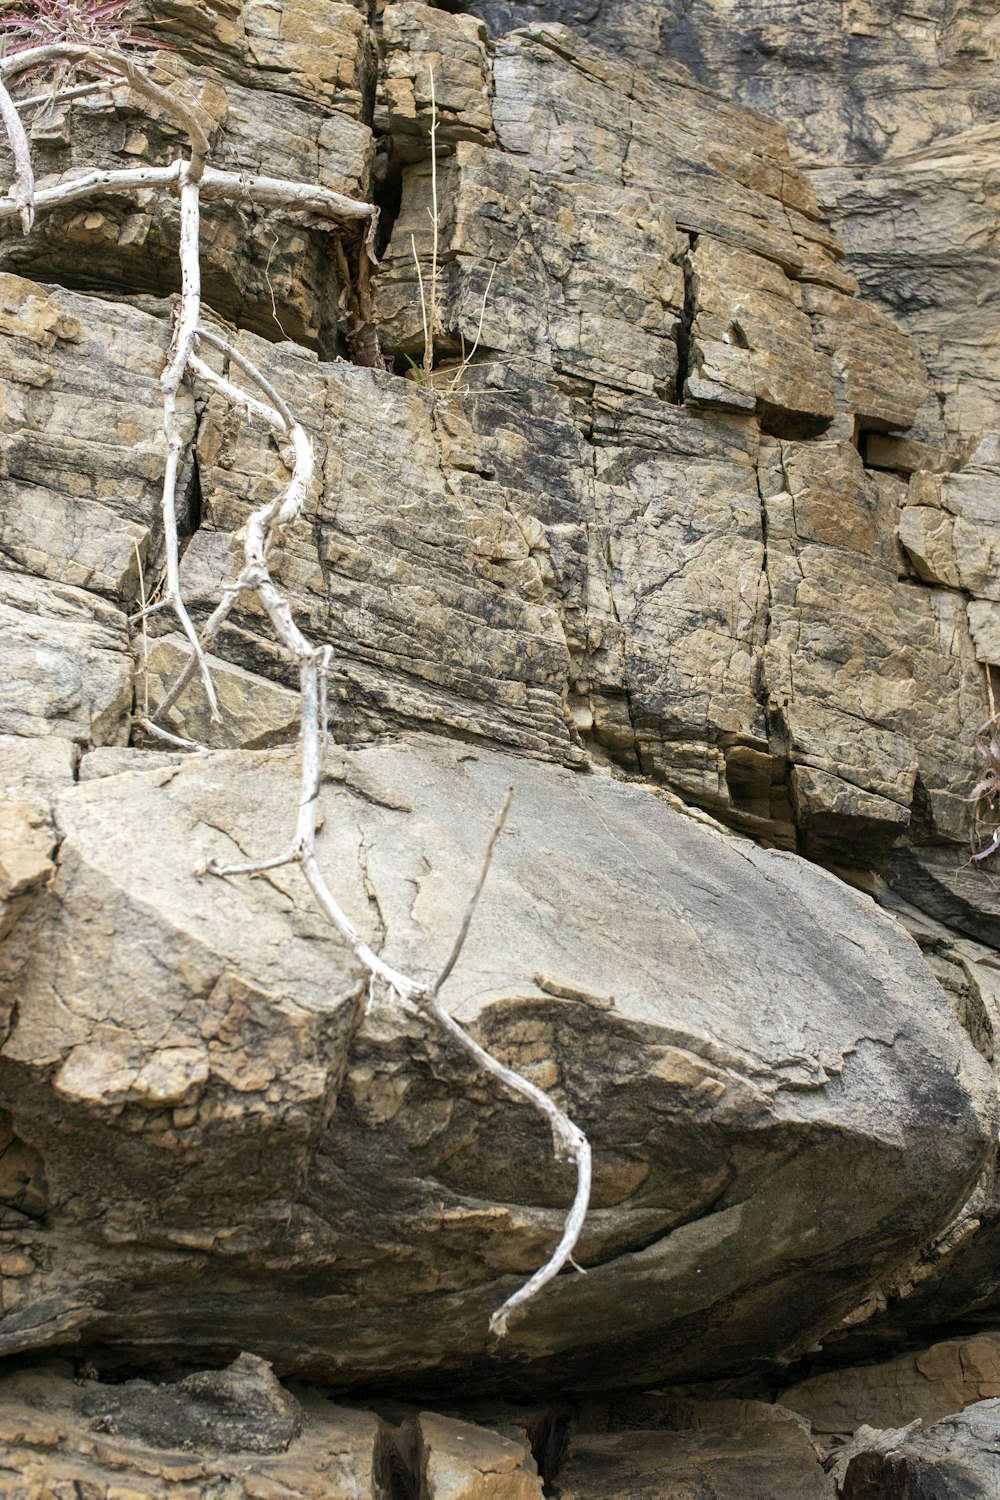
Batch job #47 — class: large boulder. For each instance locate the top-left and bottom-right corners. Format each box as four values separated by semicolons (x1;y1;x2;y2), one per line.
0;734;991;1392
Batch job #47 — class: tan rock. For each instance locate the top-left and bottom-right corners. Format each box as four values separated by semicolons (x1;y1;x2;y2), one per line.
554;1400;834;1499
968;599;1000;664
803;283;928;433
379;142;684;400
686;235;835;421
0;272;195;610
490;26;813;270
379;3;494;161
0;570;132;747
0;735;990;1391
0;802;55;946
137;633;301;750
783;1332;1000;1437
810;127;1000;460
0;735;76;803
0;5;374;349
898;505;961;588
184;328;580;763
415;1412;544;1499
0;1364;389;1498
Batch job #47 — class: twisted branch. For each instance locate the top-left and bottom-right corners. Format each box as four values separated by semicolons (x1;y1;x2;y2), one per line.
0;40;592;1335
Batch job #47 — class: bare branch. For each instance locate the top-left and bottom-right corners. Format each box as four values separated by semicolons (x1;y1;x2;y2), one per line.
412;232;430;370
424;990;593;1337
182;331;593;1330
195;325;296;428
0;75;35;231
134;716;206;752
420;791;593;1334
2;29;594;1337
153;172;220;719
0;161;183;225
15;79;109;114
0;161;381;230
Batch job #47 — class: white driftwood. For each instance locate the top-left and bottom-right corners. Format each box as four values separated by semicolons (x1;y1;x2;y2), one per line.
15;79;110;114
0;43;211;174
0;75;36;231
188;331;594;1330
0;162;378;228
148;170;220;719
0;40;593;1336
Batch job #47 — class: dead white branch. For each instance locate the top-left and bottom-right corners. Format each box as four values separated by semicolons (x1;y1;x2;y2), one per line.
1;37;593;1336
423;64;439;380
146;169;220;719
0;162;377;229
14;79;110;114
423;991;592;1337
0;75;36;231
187;333;593;1329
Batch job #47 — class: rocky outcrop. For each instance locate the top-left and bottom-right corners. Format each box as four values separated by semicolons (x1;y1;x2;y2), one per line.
0;1358;394;1498
1;0;1000;1485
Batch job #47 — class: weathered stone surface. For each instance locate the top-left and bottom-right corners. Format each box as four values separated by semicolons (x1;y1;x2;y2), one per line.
0;272;194;607
138;634;301;750
79;1353;303;1454
488;26;824;267
811;130;1000;462
463;1;1000;167
554;1399;834;1499
783;1333;1000;1437
0;1363;389;1497
842;1399;1000;1499
0;735;76;804
0;0;374;350
0;735;991;1392
413;1412;544;1499
1;0;1000;1456
0;570;133;747
685;235;835;422
803;283;928;435
378;4;494;161
379;140;684;400
0;802;55;948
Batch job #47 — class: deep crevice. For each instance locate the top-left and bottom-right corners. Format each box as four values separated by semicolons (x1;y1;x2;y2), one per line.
371;145;404;262
180;448;203;551
672;231;698;406
758;405;833;441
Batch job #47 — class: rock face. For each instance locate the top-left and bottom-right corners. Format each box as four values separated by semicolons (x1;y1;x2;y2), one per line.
1;0;1000;1462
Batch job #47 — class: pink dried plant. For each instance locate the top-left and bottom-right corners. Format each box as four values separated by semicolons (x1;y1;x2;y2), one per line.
1;0;152;50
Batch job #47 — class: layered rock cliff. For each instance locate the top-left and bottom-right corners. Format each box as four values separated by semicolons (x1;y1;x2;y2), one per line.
2;0;1000;1493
